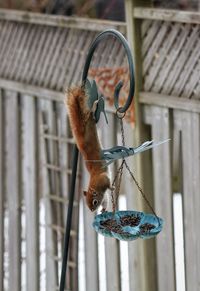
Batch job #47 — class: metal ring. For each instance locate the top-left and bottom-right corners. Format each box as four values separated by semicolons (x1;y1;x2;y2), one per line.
116;107;126;119
82;29;135;114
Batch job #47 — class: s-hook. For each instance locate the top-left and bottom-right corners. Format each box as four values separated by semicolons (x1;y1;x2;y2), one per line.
59;29;135;291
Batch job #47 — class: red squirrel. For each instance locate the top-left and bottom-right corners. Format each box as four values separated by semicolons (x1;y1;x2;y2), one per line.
65;86;111;211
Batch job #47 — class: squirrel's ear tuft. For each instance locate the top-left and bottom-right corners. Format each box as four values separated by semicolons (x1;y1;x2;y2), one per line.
83;190;87;196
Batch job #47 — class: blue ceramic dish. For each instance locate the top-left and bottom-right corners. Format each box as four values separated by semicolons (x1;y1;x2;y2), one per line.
92;210;163;241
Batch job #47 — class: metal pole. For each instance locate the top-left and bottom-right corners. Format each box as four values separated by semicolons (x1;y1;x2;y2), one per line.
59;146;79;291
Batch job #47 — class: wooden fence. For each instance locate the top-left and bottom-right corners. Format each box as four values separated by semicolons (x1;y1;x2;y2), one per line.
126;1;200;291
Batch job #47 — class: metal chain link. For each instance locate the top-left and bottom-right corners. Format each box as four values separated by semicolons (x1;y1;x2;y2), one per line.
110;160;125;212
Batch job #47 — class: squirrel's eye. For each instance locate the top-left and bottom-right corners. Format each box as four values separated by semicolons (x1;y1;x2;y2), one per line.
92;199;98;207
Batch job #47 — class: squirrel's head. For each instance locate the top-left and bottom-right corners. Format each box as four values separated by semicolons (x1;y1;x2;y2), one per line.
83;172;110;211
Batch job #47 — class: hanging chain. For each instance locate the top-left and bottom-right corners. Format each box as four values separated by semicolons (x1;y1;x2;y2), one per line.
110;160;125;212
111;108;159;222
124;161;159;221
117;110;126;147
110;110;126;212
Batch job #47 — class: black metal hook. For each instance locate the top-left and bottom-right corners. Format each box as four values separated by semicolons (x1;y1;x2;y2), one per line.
82;29;135;113
59;29;135;291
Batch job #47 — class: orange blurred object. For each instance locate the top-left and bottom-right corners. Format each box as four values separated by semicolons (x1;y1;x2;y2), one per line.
89;67;135;127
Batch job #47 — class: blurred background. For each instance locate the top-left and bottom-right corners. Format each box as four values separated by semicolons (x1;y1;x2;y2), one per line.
0;0;200;18
0;0;200;291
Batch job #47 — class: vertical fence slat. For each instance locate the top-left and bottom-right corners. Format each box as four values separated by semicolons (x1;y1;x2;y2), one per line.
103;113;120;291
83;167;99;291
40;107;58;291
0;89;4;291
175;110;200;291
144;105;175;291
5;90;21;291
123;122;153;291
58;105;69;224
23;95;39;291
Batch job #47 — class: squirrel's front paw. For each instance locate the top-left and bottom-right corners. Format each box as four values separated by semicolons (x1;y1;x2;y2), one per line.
101;207;107;213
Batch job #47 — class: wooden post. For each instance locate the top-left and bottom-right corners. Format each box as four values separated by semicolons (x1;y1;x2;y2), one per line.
125;1;157;291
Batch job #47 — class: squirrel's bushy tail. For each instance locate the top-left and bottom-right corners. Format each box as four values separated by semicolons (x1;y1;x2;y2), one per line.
65;86;86;148
65;86;106;174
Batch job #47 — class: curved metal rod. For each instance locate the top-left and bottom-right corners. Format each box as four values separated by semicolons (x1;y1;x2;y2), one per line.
82;29;135;113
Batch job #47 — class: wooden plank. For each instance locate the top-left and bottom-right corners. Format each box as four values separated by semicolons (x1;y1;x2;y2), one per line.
139;91;200;113
68;166;80;291
0;8;126;32
174;110;200;291
51;108;63;238
0;89;4;291
0;78;64;101
40;109;58;291
83;171;99;291
5;90;21;291
125;1;157;290
22;95;39;291
144;105;175;291
57;104;69;224
134;7;200;25
123;122;150;291
102;112;120;291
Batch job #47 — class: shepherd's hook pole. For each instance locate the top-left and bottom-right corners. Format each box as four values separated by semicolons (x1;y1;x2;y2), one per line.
59;29;134;291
